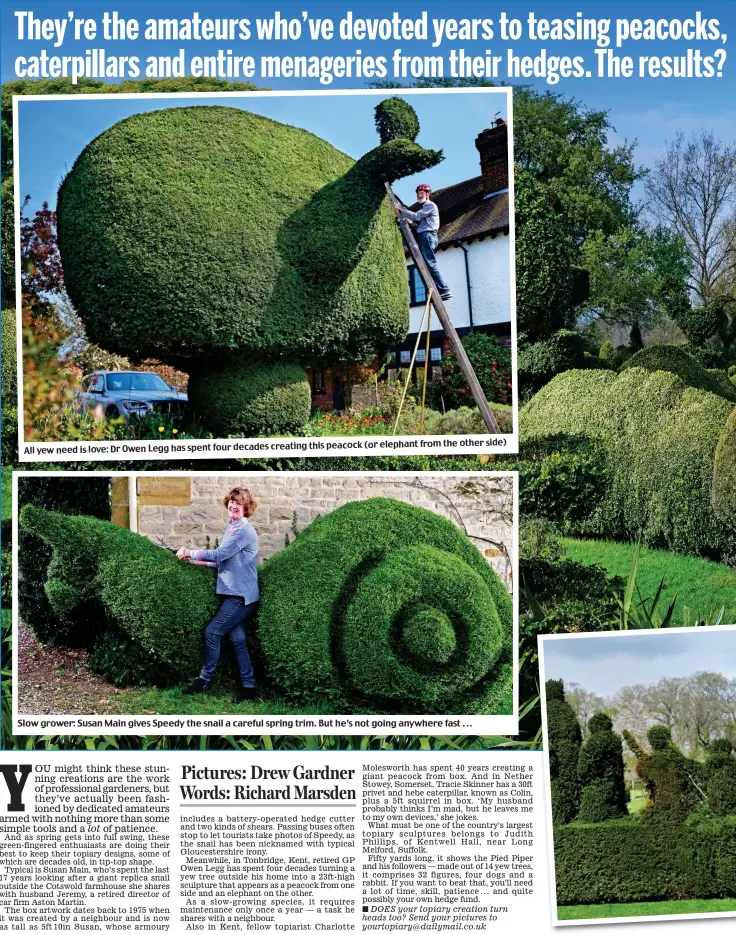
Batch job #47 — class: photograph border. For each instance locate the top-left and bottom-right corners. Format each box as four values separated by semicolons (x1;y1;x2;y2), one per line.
12;468;519;736
539;625;736;927
14;86;518;463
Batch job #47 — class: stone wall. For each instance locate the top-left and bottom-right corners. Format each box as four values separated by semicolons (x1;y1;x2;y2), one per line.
136;474;514;590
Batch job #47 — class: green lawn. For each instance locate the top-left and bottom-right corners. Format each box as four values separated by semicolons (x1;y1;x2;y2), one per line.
110;685;342;717
559;898;736;919
627;788;648;814
562;538;736;625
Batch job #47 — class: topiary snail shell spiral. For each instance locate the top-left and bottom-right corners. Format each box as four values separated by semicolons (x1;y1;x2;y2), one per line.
258;498;513;714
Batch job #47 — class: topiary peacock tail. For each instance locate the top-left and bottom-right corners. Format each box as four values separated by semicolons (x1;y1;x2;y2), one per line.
19;505;219;676
257;498;513;715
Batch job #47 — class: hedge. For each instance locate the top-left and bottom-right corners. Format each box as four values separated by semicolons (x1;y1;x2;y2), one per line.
57;102;439;365
555;813;736;904
546;680;582;824
258;498;513;714
188;361;312;437
621;344;736;402
520;367;735;557
17;476;111;645
714;407;736;538
19;505;219;675
1;308;16;405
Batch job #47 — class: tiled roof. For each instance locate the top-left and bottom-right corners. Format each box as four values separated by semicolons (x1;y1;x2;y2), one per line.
406;177;509;248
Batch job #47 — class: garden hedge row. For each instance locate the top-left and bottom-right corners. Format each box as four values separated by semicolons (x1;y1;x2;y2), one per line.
555;813;736;904
57;103;438;365
258;497;513;714
622;344;736;402
714;407;736;533
519;367;735;558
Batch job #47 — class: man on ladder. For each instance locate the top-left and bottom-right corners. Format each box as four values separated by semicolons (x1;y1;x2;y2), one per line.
395;183;453;301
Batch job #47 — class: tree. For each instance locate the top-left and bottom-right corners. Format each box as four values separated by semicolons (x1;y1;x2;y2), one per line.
645;130;736;307
579;225;690;335
564;683;606;740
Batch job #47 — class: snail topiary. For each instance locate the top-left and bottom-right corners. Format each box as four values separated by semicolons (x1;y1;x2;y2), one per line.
20;497;512;715
57;100;443;435
20;505;219;676
257;498;513;714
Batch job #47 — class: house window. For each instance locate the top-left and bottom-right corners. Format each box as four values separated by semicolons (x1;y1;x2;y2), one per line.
430;347;442;362
416;349;426;362
407;266;427;306
400;350;411;364
385;350;397;365
312;369;326;394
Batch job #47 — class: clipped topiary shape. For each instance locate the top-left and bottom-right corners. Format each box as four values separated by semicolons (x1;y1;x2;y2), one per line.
257;498;513;714
621;344;736;402
520;367;735;558
187;360;312;437
714;407;736;537
57;102;442;366
20;505;219;676
577;712;628;822
546;679;582;824
623;726;700;813
375;97;420;144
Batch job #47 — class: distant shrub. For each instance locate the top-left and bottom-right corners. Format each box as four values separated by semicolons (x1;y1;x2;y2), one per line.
546;680;582;824
599;340;615;364
438;404;513;435
188;361;311;437
258;498;513;714
622;344;736;402
676;304;727;346
517;330;609;396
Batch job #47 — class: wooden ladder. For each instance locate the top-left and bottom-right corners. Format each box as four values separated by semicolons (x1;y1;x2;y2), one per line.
385;182;501;434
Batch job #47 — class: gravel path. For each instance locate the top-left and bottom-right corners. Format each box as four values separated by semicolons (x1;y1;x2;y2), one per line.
17;622;122;715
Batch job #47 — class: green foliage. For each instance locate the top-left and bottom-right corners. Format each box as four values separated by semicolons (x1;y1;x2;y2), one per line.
1;407;17;465
714;407;736;538
188;361;311;437
517;444;608;523
546;679;582;824
1;309;16;405
57;103;439;366
517;330;609;396
258;498;513;714
623;726;700;813
514;169;575;342
676;304;727;346
374;97;420;143
622;345;736;402
87;628;178;688
19;506;219;675
18;476;111;645
599;340;615;363
579;226;691;333
555;813;736;904
520;367;735;558
439;333;512;407
577;713;628;822
1;179;14;307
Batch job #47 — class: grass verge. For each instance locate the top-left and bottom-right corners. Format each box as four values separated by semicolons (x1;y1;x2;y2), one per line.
562;538;736;624
558;898;736;920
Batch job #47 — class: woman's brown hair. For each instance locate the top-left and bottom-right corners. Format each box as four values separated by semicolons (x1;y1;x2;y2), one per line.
222;487;257;517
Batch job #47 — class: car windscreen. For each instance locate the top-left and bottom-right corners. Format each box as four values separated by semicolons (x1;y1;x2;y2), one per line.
106;373;171;392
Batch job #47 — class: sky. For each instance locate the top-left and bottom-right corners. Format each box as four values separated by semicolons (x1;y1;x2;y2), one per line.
15;89;509;213
3;1;736;212
542;629;736;698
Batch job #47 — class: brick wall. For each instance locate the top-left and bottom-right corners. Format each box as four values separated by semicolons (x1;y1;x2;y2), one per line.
136;474;514;590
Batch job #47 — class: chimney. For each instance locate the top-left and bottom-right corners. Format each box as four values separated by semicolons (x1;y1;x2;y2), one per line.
475;118;508;196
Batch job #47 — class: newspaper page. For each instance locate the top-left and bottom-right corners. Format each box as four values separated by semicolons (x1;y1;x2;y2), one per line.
1;1;736;933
